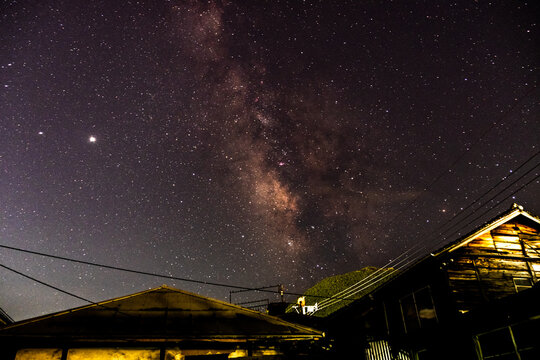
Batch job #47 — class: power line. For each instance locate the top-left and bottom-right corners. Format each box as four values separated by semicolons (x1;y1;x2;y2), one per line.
352;159;537;288
0;262;95;305
391;153;538;263
1;91;537;309
317;156;539;310
1;169;535;312
433;160;539;244
0;244;253;291
317;244;432;311
0;262;156;320
380;86;538;245
429;172;540;252
0;244;357;301
326;90;540;303
422;151;539;247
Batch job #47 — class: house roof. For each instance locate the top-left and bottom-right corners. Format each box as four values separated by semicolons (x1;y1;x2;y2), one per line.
0;285;323;342
331;204;540;316
434;203;540;256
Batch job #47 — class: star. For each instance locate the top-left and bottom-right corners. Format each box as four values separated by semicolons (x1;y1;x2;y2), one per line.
1;0;537;322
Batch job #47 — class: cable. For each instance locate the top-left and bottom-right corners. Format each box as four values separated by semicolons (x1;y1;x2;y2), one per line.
310;93;538;311
319;92;540;308
0;244;358;301
432;161;539;245
429;151;539;238
354;153;538;286
382;86;538;240
0;244;256;291
230;284;280;294
1;97;537;309
317;162;539;311
0;263;95;305
0;262;163;319
1;169;535;313
317;247;430;310
428;172;540;252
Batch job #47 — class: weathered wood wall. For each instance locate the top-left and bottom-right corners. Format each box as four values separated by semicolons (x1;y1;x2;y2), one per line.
446;220;540;313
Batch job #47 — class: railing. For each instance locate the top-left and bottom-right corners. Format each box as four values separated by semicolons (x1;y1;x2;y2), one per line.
234;298;270;313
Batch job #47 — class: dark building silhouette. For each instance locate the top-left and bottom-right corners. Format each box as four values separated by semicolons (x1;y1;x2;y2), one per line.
328;204;540;359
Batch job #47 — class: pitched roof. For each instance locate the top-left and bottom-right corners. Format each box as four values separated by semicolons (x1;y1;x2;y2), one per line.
332;204;540;315
0;285;322;341
434;203;540;256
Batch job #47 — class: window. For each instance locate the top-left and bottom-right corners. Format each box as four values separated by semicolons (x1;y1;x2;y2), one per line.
399;286;438;334
513;277;533;293
511;319;539;359
476;319;540;360
415;287;438;328
477;328;517;359
400;293;420;333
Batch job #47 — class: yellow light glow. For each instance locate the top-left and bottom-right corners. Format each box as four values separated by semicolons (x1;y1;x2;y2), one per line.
228;350;248;358
67;349;159;360
16;349;62;360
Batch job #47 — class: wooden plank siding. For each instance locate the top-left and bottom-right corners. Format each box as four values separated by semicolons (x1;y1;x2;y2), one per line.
445;219;540;313
329;208;540;360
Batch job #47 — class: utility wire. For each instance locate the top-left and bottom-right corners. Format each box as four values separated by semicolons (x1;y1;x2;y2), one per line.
1;170;535;310
428;172;540;252
0;244;254;291
0;244;357;301
230;284;280;294
323;90;540;306
0;263;95;305
383;86;538;238
0;262;160;319
321;155;539;306
1;93;537;308
317;159;539;310
432;160;539;245
317;244;432;310
377;153;538;270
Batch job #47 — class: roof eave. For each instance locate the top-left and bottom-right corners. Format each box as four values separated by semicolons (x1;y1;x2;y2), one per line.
437;206;540;256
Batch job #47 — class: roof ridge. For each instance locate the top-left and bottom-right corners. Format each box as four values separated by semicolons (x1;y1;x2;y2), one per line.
441;204;539;254
0;285;323;335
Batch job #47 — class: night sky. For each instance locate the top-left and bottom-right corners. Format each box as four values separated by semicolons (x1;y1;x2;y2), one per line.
1;1;538;320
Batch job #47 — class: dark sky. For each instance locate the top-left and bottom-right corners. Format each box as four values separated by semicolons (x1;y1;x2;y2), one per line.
1;1;538;320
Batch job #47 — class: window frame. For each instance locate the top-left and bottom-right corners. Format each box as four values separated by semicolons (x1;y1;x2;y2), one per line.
399;286;438;334
512;277;533;293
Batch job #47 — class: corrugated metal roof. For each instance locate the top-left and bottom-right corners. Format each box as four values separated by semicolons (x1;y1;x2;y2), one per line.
0;285;323;341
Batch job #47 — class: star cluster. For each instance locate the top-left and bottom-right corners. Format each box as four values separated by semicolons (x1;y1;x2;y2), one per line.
0;1;538;320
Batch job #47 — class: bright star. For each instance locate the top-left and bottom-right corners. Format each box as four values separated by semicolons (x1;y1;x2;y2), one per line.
89;136;97;143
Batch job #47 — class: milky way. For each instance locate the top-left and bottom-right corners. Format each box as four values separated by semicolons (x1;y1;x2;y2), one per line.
1;1;538;320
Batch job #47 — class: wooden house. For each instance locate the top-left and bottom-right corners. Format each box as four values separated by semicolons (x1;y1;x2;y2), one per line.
0;285;325;360
329;204;540;360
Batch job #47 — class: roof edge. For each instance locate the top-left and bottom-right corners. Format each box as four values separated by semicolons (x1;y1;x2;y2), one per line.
438;204;539;255
1;286;162;330
1;285;323;336
333;205;539;310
